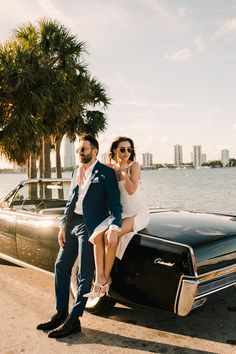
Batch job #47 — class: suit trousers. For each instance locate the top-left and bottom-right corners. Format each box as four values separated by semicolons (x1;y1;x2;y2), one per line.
54;213;95;318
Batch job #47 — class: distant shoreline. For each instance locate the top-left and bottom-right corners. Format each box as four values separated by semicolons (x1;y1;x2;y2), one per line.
0;169;26;174
0;167;74;174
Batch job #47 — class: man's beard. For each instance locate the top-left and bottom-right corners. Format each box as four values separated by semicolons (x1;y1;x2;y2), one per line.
80;153;93;164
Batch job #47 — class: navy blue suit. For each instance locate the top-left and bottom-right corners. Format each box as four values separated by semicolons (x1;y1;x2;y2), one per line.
55;161;122;318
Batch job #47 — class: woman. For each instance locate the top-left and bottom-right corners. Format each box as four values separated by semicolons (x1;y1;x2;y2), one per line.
83;136;150;298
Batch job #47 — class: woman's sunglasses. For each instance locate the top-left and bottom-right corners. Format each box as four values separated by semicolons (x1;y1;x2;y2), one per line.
119;147;133;153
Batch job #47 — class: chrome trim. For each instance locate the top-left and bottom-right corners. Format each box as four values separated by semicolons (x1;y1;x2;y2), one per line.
196;265;236;299
176;279;198;316
174;274;185;312
191;298;207;310
197;264;236;282
196;280;236;299
174;264;236;315
0;252;53;277
174;274;196;313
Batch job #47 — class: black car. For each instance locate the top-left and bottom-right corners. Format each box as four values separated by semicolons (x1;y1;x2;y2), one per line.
0;179;235;316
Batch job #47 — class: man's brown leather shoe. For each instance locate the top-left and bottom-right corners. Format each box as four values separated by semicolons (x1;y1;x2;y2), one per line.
48;316;81;338
36;311;68;331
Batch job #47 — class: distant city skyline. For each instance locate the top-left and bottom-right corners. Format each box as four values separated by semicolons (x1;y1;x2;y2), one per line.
1;1;236;164
0;140;234;169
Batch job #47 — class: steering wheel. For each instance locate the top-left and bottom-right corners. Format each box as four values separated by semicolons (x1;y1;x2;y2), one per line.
21;197;47;212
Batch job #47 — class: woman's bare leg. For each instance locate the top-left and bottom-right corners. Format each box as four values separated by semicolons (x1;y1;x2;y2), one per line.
104;217;134;281
93;231;107;286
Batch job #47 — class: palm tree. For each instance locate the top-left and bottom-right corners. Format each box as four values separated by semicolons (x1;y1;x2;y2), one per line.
0;40;49;167
53;73;109;177
0;19;110;177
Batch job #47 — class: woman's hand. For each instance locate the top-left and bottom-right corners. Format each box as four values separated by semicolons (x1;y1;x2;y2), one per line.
113;162;129;179
119;161;140;195
119;162;130;178
106;230;119;248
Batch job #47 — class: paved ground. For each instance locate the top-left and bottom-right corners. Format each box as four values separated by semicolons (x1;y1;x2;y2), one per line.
0;259;235;354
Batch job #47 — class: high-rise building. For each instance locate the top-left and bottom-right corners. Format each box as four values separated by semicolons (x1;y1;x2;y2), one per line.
201;153;207;165
192;145;202;167
221;149;229;167
61;136;76;168
142;153;153;167
174;144;183;166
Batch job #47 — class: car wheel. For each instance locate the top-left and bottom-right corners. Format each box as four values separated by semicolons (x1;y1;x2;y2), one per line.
71;260;116;315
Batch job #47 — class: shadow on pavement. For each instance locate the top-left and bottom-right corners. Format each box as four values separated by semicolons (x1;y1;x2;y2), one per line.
58;327;209;354
0;258;22;267
97;286;236;346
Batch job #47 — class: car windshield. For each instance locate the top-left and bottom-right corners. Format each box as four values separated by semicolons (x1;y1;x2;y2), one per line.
8;180;71;211
14;181;70;201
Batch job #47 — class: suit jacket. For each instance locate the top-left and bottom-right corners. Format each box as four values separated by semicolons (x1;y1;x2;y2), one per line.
60;161;122;236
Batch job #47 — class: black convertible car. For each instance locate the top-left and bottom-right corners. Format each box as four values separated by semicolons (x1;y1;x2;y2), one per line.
0;179;235;316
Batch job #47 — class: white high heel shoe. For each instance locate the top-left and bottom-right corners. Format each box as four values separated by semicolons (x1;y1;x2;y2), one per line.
83;281;111;298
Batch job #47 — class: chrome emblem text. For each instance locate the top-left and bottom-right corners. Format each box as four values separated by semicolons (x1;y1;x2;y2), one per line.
154;258;175;267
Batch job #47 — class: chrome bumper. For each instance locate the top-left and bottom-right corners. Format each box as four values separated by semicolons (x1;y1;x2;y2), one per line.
176;264;236;316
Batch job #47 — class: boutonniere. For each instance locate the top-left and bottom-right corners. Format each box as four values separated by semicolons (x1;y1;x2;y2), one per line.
91;176;99;183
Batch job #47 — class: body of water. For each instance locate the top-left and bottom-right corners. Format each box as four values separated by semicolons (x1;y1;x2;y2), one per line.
0;167;235;215
140;167;236;215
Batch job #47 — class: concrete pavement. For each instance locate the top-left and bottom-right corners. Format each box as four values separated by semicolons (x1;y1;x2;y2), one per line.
0;260;235;354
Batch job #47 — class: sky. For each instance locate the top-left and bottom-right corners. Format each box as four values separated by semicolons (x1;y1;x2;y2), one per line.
1;0;236;165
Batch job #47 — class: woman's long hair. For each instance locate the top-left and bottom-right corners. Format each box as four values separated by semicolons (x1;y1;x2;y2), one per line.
109;136;136;162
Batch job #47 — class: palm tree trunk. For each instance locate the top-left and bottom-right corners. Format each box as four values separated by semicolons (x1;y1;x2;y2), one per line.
42;135;51;199
28;154;37;199
28;154;37;179
42;135;51;178
55;135;63;178
39;139;44;178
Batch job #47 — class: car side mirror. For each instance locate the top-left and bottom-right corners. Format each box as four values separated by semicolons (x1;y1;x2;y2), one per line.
0;200;9;208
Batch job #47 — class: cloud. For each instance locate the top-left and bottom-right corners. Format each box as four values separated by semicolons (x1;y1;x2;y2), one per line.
164;48;192;63
194;36;206;52
213;17;236;40
160;135;170;143
203;108;222;116
114;73;149;96
36;0;74;26
141;0;192;32
178;7;187;17
116;100;186;111
142;0;172;20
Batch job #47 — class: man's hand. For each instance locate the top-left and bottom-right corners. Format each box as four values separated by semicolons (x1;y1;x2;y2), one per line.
58;228;66;248
106;230;118;248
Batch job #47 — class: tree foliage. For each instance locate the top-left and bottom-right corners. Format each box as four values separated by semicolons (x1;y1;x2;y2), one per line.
0;19;109;172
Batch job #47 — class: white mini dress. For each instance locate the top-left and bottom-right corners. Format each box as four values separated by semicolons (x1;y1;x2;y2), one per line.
89;179;150;259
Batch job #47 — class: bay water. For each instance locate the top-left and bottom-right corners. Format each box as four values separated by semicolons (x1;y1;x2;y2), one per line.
0;167;235;215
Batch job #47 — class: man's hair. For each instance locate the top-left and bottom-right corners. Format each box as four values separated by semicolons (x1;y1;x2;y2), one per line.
79;134;99;151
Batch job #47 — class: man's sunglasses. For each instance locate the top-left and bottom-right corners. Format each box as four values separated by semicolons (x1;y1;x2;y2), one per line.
76;147;92;153
119;147;133;153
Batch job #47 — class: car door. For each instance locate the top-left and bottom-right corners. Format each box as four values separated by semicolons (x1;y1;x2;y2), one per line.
15;210;58;272
10;181;59;272
0;208;18;258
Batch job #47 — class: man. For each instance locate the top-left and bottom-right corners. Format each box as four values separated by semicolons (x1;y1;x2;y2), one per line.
37;134;122;338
